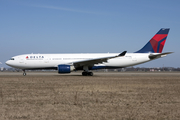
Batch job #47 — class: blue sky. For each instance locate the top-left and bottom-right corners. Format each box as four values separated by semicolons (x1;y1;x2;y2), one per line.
0;0;180;68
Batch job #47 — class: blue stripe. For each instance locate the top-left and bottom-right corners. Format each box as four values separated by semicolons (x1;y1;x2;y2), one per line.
135;42;154;53
90;66;122;70
157;29;169;34
91;66;106;70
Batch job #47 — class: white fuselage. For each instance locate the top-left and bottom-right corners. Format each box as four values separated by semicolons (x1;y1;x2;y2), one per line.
5;28;172;76
5;53;154;70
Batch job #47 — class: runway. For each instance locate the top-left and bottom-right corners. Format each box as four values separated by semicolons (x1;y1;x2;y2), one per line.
0;71;179;76
0;72;180;119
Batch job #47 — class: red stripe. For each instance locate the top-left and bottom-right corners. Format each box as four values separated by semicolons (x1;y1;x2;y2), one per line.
150;34;167;53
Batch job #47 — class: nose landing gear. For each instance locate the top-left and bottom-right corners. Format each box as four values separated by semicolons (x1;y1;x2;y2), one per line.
23;70;26;76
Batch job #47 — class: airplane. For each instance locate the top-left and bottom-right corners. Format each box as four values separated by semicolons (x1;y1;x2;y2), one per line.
6;28;173;76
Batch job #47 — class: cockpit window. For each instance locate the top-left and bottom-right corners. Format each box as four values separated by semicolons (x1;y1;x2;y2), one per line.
10;58;15;60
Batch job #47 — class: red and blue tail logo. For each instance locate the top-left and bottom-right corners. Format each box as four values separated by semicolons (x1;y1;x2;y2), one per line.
135;28;170;53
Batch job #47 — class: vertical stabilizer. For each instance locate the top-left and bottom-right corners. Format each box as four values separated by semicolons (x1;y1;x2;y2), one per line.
135;28;170;53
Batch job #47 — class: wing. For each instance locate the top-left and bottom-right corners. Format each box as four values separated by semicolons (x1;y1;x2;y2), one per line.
149;52;173;60
72;51;127;67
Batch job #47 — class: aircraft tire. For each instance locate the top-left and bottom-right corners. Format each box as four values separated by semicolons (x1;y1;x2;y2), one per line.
23;72;26;76
82;72;87;76
88;72;93;76
82;72;93;76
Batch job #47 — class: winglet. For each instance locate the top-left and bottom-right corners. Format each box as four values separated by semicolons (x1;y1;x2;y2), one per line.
118;51;127;56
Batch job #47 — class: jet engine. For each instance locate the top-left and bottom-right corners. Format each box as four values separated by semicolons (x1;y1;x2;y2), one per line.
58;65;75;73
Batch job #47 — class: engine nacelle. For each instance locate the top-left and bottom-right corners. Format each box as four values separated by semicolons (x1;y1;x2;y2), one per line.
58;64;75;73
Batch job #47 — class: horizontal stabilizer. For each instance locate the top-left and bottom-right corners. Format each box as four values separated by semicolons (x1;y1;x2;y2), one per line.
149;52;173;60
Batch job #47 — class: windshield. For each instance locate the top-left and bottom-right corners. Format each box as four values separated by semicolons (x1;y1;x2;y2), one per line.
10;58;15;60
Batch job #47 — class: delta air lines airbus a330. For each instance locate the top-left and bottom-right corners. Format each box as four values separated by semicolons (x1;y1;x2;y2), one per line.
6;28;173;76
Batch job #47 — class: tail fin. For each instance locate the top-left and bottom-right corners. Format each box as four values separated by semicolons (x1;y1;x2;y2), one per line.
135;28;170;53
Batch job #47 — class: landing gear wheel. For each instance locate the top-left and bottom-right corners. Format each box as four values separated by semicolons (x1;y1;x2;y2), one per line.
82;72;87;76
88;72;93;76
23;72;26;76
23;70;26;76
82;72;93;76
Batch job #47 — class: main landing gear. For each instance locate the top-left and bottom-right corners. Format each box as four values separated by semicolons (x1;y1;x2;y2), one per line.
82;66;93;76
23;70;26;76
82;71;93;76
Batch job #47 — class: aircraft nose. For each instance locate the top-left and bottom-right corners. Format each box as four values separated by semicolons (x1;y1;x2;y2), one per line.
5;60;10;66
